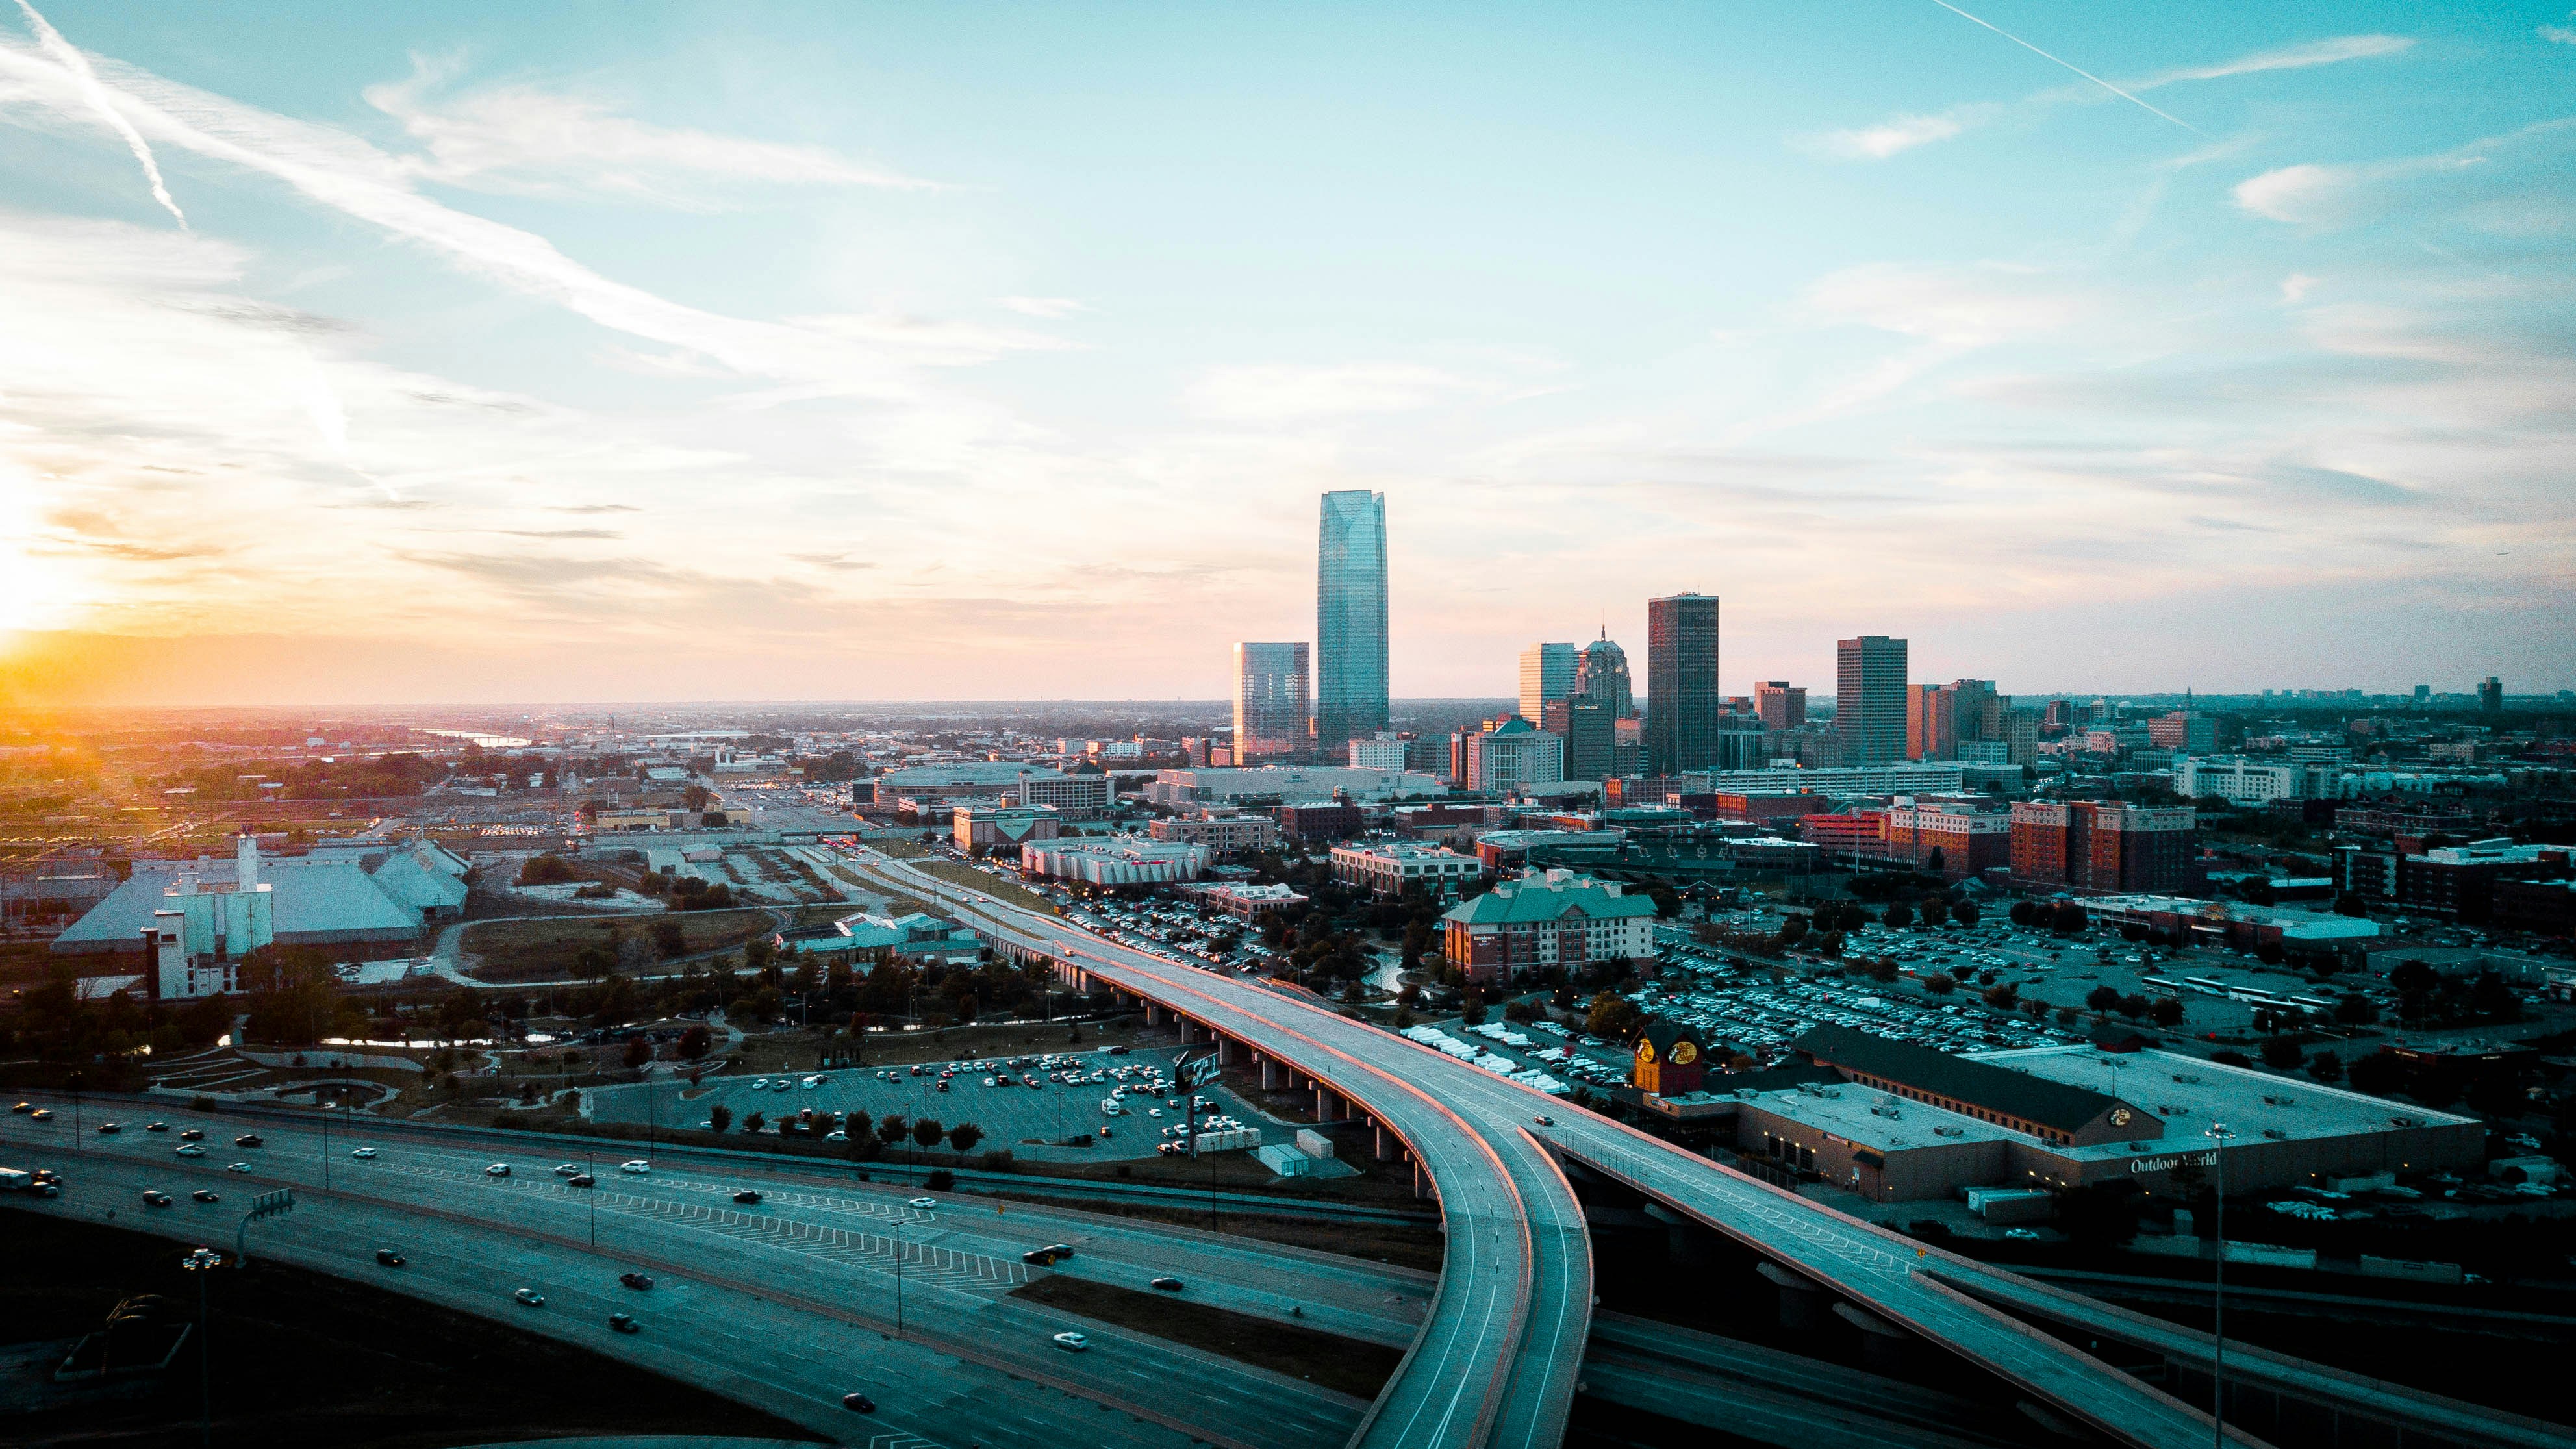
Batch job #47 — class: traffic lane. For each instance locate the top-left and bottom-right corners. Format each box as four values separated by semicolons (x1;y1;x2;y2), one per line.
33;1115;1367;1449
4;1155;1091;1449
19;1100;1423;1331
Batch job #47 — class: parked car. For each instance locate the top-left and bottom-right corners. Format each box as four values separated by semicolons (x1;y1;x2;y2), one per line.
909;1196;938;1209
733;1190;763;1205
376;1248;405;1266
620;1272;654;1291
842;1392;876;1412
618;1159;650;1175
514;1288;546;1307
485;1163;512;1177
609;1312;639;1334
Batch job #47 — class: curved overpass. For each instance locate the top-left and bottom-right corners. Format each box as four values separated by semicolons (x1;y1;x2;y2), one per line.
857;849;2571;1449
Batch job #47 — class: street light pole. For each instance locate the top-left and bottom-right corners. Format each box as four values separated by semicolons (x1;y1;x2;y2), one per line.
181;1246;220;1449
320;1101;331;1196
2206;1122;2234;1449
893;1218;905;1337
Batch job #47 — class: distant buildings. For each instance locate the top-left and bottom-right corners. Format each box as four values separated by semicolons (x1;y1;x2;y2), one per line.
1542;696;1617;781
2009;801;2199;894
1575;635;1636;719
1017;772;1114;819
1685;761;1962;795
1881;796;2012;880
870;762;1063;810
1234;642;1311;762
1439;868;1656;982
1276;801;1365;842
2175;756;2314;805
1836;635;1908;765
1330;841;1482;897
1147;809;1279;854
1346;732;1415;771
1315;490;1390;761
1645;593;1722;776
57;835;469;976
1754;681;1805;732
2479;675;2504;712
953;801;1061;852
1144;764;1443;808
1460;715;1564;792
2146;710;2220;754
1519;642;1578;724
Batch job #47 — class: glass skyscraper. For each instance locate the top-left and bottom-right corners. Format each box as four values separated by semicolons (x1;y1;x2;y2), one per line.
1837;635;1910;765
1645;593;1721;777
1233;642;1311;761
1315;490;1389;760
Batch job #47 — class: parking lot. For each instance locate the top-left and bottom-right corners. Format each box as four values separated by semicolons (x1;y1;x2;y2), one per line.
590;1044;1282;1162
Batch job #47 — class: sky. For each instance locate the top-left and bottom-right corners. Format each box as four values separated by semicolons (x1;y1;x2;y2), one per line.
0;1;2571;707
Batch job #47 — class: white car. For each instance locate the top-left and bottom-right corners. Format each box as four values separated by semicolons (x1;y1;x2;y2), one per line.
553;1163;582;1176
225;1162;251;1173
485;1163;512;1177
175;1144;206;1157
909;1196;939;1209
1052;1331;1090;1352
619;1159;651;1175
751;1077;770;1089
350;1147;377;1159
801;1076;822;1088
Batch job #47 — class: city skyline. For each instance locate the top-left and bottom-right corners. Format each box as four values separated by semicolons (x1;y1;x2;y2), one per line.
1;2;2571;707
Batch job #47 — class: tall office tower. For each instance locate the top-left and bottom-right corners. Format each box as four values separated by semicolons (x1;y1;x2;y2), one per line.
1575;634;1637;718
1754;681;1805;732
1542;696;1617;781
2479;676;2504;712
1315;490;1390;761
1836;635;1908;765
1519;642;1578;725
1906;684;1956;762
1645;594;1722;776
1233;642;1311;761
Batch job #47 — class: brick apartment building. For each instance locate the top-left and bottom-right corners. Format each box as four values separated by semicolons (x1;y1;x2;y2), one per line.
1882;796;2011;881
2010;801;2199;894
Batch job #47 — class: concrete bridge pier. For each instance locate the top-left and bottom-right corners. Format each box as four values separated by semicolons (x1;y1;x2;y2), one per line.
1756;1261;1832;1333
1314;1085;1340;1121
1259;1057;1283;1090
1373;1123;1398;1161
1642;1202;1711;1267
1144;1003;1166;1026
1216;1037;1237;1066
1832;1302;1910;1374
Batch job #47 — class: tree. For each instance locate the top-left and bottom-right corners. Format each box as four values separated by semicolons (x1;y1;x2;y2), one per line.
2009;901;2036;926
682;784;713;811
2086;985;2124;1014
2049;902;2088;935
2332;992;2377;1026
1925;972;1958;996
911;1116;946;1149
1776;916;1810;948
2150;996;2185;1028
1925;846;1947;876
1461;993;1488;1027
2306;1050;2344;1085
1918;895;1951;929
948;1122;984;1154
2116;994;2151;1020
676;1023;711;1061
876;1114;908;1149
708;1103;733;1132
2210;1050;2253;1067
1585;992;1645;1044
2346;1050;2405;1097
622;1037;652;1072
1951;900;1980;927
1982;982;2018;1011
2021;996;2050;1021
2333;891;2369;918
845;1110;873;1144
654;920;686;957
743;1110;766;1133
2260;1036;2303;1069
1882;901;1915;929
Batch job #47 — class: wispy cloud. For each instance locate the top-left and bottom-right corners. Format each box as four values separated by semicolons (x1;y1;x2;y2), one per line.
1926;0;2199;134
1186;361;1472;424
9;1;184;225
1801;107;1990;160
2543;13;2576;45
364;55;942;205
999;296;1090;319
2140;34;2414;86
2232;118;2576;227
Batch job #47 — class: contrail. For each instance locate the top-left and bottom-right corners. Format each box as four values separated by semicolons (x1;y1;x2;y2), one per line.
1928;0;2201;135
12;0;187;226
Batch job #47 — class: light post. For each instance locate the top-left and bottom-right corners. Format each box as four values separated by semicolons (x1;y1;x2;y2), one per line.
320;1100;332;1196
892;1217;905;1337
2206;1122;2234;1449
180;1246;221;1449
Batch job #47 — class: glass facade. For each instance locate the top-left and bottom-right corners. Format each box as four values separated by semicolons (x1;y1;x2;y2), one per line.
1315;490;1389;759
1233;642;1311;761
1645;594;1721;777
1837;635;1910;765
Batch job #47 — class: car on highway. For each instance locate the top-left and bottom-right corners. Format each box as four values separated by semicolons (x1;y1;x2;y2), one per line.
609;1312;639;1334
908;1196;938;1209
568;1173;596;1187
841;1392;876;1413
485;1163;512;1177
145;1121;169;1132
1532;1115;1554;1127
8;1101;28;1114
514;1288;545;1307
233;1134;262;1148
1051;1331;1090;1352
751;1077;769;1089
175;1144;206;1157
142;1190;171;1207
618;1159;650;1175
2003;1228;2043;1242
1022;1248;1059;1265
29;1109;51;1121
1150;1276;1184;1292
192;1189;220;1203
733;1189;763;1204
97;1122;121;1135
225;1162;251;1173
376;1248;405;1266
620;1272;653;1291
179;1128;203;1141
351;1147;377;1159
553;1163;583;1176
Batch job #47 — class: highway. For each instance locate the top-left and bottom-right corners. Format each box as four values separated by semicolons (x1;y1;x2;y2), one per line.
1;1101;1387;1449
848;847;2249;1449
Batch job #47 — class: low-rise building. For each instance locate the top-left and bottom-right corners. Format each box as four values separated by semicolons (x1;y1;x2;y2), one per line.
1148;809;1279;854
1017;772;1115;819
1020;837;1210;887
2010;801;2199;894
953;801;1062;852
872;762;1067;809
1881;796;2010;880
2083;894;2379;948
1144;765;1445;808
1277;801;1365;842
1439;868;1657;981
1330;841;1481;898
1185;881;1310;921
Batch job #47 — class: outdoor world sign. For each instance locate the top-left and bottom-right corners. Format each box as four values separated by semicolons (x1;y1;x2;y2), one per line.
2128;1151;2219;1174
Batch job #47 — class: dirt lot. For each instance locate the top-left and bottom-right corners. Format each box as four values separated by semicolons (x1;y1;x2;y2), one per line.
457;907;776;982
0;1213;820;1449
1013;1274;1400;1400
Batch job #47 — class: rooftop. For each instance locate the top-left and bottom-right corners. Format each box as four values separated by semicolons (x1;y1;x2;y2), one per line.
1443;870;1656;926
1797;1025;2132;1136
1967;1045;2478;1159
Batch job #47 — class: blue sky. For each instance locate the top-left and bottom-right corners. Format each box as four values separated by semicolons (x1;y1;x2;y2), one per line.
1;1;2570;704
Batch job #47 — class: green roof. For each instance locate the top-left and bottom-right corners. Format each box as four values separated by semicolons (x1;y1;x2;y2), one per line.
1442;876;1656;926
1796;1025;2143;1137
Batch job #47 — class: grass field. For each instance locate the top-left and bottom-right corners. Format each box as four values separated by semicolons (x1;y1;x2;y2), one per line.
457;907;775;982
1011;1273;1402;1400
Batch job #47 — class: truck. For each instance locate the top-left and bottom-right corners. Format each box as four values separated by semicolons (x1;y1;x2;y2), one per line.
1098;1098;1122;1116
0;1168;32;1192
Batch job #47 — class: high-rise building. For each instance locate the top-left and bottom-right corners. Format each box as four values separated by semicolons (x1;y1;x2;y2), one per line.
2010;801;2199;894
1315;490;1390;762
1836;635;1908;766
1463;716;1563;793
1519;642;1578;725
1645;594;1721;776
1542;696;1617;781
1754;681;1805;732
2479;676;2504;712
1576;635;1636;719
1906;684;1956;762
1233;642;1310;762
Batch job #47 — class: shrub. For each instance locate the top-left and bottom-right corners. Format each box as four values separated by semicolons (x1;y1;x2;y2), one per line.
707;1103;732;1132
924;1169;955;1191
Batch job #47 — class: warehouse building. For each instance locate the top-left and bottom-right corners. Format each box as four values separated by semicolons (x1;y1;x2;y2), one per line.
1020;837;1209;887
55;835;468;961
